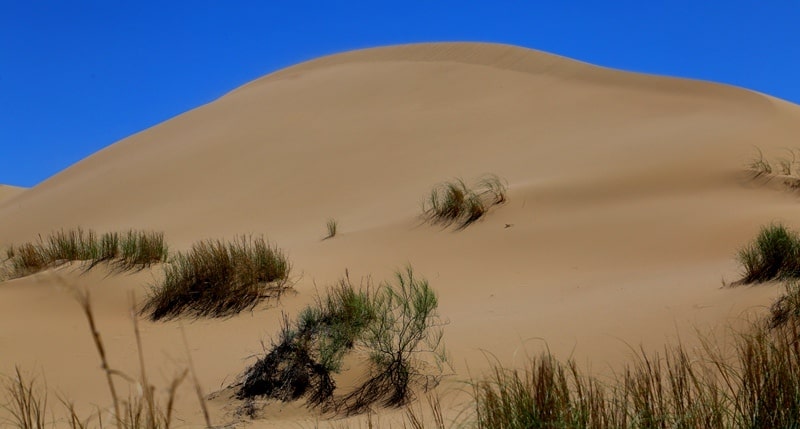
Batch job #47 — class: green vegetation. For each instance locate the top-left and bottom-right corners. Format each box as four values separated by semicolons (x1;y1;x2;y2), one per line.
237;267;448;415
472;320;800;428
737;223;800;283
324;218;338;240
3;228;168;278
141;236;291;320
423;174;507;229
341;267;448;413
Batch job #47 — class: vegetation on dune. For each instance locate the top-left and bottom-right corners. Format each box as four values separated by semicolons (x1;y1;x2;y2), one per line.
324;218;338;240
736;223;800;284
141;235;291;320
472;317;800;429
423;174;507;229
2;228;168;279
236;267;449;415
2;289;209;429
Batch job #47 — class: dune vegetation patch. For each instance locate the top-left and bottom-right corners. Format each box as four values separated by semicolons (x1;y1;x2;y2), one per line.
472;317;800;429
2;290;210;429
2;228;168;279
324;218;338;240
736;223;800;284
236;267;448;416
141;236;291;321
423;174;507;229
747;147;800;189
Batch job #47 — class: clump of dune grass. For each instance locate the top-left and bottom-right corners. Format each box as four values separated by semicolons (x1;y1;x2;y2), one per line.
142;235;291;320
423;174;507;229
748;148;774;178
471;308;800;429
237;268;448;415
3;228;168;278
737;223;800;284
324;218;338;240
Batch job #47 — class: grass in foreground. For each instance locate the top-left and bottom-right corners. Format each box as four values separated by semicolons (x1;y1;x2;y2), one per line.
423;174;507;229
1;287;209;429
3;228;168;278
237;267;448;415
736;223;800;284
142;235;291;320
473;319;800;428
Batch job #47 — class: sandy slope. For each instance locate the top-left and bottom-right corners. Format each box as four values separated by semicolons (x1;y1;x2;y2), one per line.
0;184;26;204
2;42;800;427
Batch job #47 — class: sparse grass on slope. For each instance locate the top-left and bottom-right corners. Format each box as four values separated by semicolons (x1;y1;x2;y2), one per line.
324;218;338;240
423;174;507;229
737;223;800;284
142;236;291;320
3;228;168;278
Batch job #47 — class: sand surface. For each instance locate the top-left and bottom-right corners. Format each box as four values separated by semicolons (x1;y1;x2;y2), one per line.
2;42;800;427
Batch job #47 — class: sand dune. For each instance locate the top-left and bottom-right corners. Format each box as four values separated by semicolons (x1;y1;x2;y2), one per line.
2;42;800;426
0;184;26;204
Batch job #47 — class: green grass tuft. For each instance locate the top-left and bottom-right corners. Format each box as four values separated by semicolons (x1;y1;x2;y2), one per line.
3;228;168;278
737;223;800;284
423;174;507;229
142;235;291;320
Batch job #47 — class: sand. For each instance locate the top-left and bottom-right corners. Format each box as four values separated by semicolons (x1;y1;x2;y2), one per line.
2;42;800;427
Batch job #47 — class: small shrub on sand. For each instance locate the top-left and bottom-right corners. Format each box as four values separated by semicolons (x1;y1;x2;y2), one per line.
4;228;168;278
237;275;376;406
737;223;800;284
340;267;448;414
423;174;507;229
142;236;291;320
236;268;448;415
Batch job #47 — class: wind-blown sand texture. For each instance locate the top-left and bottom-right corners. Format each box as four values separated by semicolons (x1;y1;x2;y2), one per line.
2;42;800;427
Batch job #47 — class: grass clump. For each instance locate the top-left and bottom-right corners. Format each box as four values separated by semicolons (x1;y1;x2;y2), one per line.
236;267;448;415
423;174;507;229
748;148;773;178
142;235;291;320
472;319;800;429
737;223;800;284
3;228;168;278
324;219;338;240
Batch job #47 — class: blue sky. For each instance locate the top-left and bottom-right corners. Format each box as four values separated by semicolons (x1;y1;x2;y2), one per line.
2;1;798;187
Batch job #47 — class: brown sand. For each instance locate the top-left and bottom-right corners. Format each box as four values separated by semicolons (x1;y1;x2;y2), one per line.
0;185;26;204
2;42;800;427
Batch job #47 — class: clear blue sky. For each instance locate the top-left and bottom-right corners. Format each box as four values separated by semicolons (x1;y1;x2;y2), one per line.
2;1;798;187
